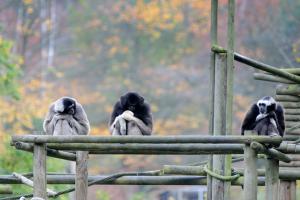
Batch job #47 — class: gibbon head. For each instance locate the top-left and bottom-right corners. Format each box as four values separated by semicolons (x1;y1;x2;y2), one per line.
120;92;144;112
54;97;76;115
256;96;276;114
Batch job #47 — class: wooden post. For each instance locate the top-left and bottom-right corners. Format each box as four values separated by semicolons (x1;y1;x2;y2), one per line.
225;0;235;199
75;151;88;200
279;181;296;200
212;53;227;200
243;144;257;200
208;0;218;199
33;143;47;199
266;158;279;200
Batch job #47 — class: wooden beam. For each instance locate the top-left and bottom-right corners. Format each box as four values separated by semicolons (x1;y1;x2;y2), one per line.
13;142;76;161
250;142;291;163
0;185;12;194
280;102;300;108
285;109;300;115
275;95;300;102
212;45;300;83
285;115;300;121
11;135;283;144
276;85;300;95
0;174;267;186
254;73;294;84
46;143;244;154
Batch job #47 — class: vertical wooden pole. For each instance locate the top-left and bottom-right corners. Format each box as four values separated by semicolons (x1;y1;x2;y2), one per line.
266;158;279;200
33;143;47;199
212;53;227;200
225;0;235;199
279;181;296;200
208;1;218;199
75;151;88;200
243;144;257;200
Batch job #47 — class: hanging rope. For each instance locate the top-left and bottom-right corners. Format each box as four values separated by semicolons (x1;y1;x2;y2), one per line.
203;165;240;181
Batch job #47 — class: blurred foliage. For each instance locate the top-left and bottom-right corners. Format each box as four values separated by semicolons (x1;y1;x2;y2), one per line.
0;36;21;99
130;192;146;200
96;190;111;200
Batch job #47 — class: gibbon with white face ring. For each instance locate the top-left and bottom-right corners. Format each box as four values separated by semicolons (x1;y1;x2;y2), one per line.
241;96;285;136
43;97;90;135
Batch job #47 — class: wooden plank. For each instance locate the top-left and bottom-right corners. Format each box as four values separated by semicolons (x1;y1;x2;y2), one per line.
75;151;88;200
33;143;47;199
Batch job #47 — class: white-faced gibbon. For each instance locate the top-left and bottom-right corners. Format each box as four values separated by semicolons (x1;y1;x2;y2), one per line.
109;92;153;136
241;96;285;136
43;97;90;135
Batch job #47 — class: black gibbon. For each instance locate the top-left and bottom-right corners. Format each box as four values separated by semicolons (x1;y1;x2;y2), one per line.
109;92;153;136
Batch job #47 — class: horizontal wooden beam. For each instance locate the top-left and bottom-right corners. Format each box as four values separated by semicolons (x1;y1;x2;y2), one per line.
286;122;300;128
276;95;300;102
254;73;294;84
280;161;300;167
280;102;300;108
235;168;300;180
250;142;291;163
285;129;300;135
285;115;300;121
14;142;299;155
211;45;300;83
0;185;12;194
46;143;245;155
0;174;265;186
13;142;76;161
276;85;300;95
11;135;283;144
285;109;300;115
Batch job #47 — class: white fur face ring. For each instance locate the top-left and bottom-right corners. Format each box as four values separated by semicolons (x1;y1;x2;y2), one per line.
256;96;276;107
54;98;64;112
